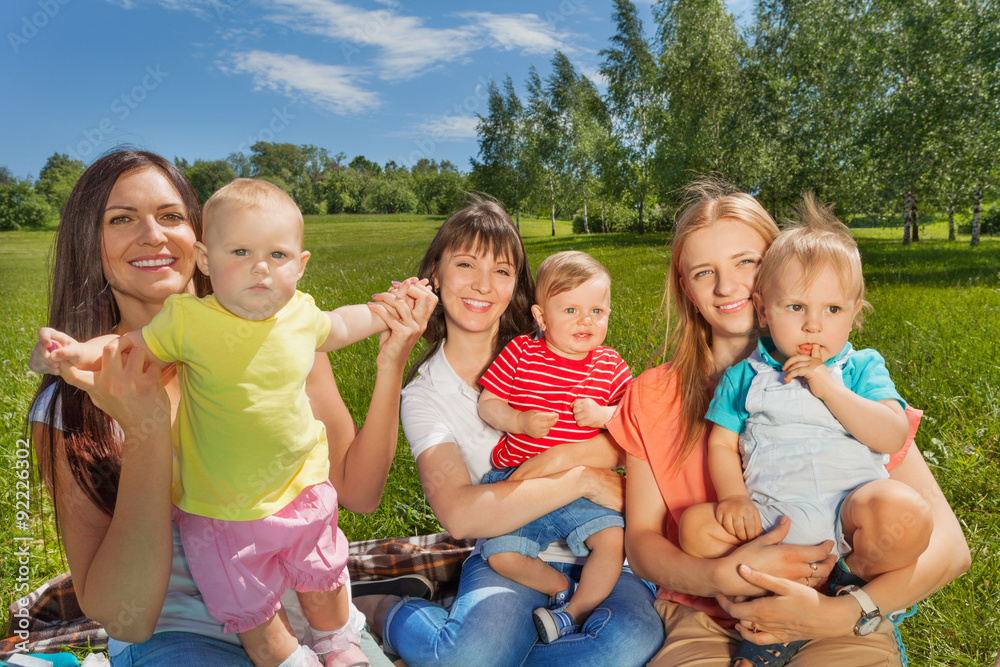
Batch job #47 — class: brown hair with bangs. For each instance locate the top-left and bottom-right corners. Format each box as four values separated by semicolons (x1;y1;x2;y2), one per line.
756;193;869;329
405;194;535;383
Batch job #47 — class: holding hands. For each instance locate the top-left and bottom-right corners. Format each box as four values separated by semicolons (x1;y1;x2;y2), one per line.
370;277;437;371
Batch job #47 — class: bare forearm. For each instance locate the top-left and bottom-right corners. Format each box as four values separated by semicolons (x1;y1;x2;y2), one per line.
430;463;594;539
322;304;384;352
478;394;524;434
333;362;405;513
75;432;173;639
709;440;749;500
626;525;730;598
823;388;907;453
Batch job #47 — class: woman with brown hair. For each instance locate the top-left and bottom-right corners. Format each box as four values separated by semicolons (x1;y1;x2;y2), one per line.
359;196;664;666
29;148;436;666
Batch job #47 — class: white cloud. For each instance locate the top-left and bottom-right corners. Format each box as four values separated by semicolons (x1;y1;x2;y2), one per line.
266;0;479;81
578;64;607;88
221;50;380;115
458;12;574;56
265;1;581;81
422;116;479;140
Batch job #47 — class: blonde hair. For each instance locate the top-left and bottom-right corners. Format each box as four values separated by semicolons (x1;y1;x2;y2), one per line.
756;193;868;328
659;177;779;468
535;251;611;303
202;178;303;240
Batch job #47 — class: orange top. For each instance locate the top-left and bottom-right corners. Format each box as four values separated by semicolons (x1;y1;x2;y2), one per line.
608;362;920;626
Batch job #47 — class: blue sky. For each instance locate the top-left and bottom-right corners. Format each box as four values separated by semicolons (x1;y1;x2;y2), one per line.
1;0;753;179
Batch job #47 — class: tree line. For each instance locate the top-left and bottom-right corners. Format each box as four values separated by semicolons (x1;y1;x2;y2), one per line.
0;145;469;232
469;0;1000;246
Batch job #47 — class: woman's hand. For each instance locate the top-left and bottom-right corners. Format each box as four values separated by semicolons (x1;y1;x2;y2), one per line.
717;564;858;644
371;277;437;373
715;517;837;597
61;337;171;439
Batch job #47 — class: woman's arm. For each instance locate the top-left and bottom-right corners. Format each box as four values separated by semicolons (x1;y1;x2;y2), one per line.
39;339;174;642
624;454;836;599
312;280;436;513
416;442;624;540
507;432;624;481
718;444;970;644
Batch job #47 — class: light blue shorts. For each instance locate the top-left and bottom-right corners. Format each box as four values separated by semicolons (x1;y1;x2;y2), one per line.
480;467;624;559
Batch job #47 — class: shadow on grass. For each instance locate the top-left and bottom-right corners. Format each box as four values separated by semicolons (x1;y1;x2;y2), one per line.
859;239;1000;287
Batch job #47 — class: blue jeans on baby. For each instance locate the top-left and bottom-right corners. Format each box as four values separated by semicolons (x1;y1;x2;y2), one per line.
479;467;625;559
382;555;662;667
110;628;392;667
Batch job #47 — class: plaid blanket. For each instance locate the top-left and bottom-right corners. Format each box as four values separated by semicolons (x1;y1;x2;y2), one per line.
1;532;475;659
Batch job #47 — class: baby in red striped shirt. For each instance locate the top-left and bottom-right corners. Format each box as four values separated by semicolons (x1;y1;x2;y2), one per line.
477;250;631;644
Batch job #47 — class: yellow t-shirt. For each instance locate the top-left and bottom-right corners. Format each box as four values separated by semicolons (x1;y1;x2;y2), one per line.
143;291;332;520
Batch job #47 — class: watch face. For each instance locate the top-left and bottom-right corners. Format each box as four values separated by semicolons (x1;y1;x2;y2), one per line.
858;614;882;636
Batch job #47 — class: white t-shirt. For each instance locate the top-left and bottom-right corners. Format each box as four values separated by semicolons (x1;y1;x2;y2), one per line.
400;342;581;564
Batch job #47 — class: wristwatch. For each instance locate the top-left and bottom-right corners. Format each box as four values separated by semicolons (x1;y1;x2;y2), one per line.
836;585;882;636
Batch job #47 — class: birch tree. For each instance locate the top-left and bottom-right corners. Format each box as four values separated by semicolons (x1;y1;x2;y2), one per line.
600;0;658;234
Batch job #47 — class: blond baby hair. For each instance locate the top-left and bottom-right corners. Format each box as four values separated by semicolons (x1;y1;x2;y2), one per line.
756;192;869;329
535;251;611;304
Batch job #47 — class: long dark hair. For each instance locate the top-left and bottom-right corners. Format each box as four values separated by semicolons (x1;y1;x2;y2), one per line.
31;148;205;517
405;195;535;384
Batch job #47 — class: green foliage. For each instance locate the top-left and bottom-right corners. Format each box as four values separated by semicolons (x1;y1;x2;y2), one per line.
184;159;237;203
34;153;85;214
0;180;56;231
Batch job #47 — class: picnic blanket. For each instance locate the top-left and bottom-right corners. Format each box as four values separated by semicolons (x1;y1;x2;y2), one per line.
0;532;475;659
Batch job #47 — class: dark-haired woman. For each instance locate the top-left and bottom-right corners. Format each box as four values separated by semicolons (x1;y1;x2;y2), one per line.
357;197;663;667
28;149;435;666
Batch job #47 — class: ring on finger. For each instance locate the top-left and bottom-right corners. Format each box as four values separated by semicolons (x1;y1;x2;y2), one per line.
750;622;759;634
810;562;818;573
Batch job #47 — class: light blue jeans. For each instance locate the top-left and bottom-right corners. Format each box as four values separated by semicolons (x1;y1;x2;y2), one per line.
110;627;392;666
382;556;662;667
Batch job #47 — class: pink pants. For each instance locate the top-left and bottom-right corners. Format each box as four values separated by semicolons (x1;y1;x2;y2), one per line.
173;481;350;634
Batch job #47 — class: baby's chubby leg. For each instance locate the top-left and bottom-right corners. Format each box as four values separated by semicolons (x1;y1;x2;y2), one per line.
840;478;933;579
563;525;625;623
298;587;351;633
678;502;744;559
298;588;368;667
238;609;302;667
488;551;572;597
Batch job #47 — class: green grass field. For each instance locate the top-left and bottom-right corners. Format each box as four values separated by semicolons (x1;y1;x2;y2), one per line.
1;215;997;664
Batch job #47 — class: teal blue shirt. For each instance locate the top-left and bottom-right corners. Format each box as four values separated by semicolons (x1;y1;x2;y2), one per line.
706;338;906;435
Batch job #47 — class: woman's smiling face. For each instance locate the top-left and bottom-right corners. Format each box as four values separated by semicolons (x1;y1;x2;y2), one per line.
435;246;517;339
678;217;769;343
100;167;197;317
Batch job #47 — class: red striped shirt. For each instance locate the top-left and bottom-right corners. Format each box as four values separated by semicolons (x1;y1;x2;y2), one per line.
480;334;632;468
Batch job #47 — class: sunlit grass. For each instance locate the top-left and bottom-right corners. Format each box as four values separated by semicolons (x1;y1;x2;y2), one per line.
1;215;997;664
